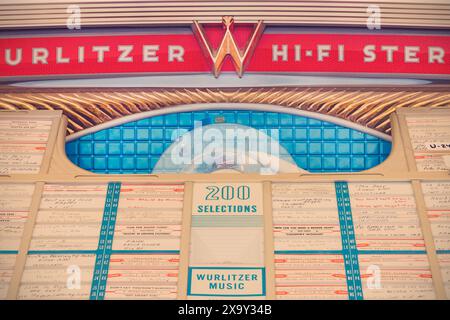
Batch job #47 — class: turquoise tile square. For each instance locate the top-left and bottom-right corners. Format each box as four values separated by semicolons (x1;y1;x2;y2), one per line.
308;119;322;126
79;142;92;155
123;128;135;140
352;142;365;155
337;142;350;154
280;114;293;126
309;142;322;154
251;113;265;126
366;156;379;168
122;157;135;170
151;116;164;126
108;143;121;155
150;142;164;155
294;117;307;126
151;128;164;140
323;128;336;140
93;157;106;170
136;142;149;155
236;113;250;125
266;113;279;126
337;157;350;170
309;156;322;169
323;142;336;154
352;157;365;170
366;142;380;155
165;114;178;126
136;128;149;140
294;128;307;140
323;157;336;170
136;119;150;126
93;130;107;141
136;157;150;170
179;113;192;126
280;128;293;141
107;157;121;170
337;128;350;140
122;142;135;155
351;131;365;140
309;128;322;140
294;143;307;154
93;142;106;155
79;157;92;169
108;128;121;140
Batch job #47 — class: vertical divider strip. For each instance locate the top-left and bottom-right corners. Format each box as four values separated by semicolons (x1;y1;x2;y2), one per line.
411;180;447;299
335;181;363;300
90;182;121;300
177;181;193;299
395;112;418;172
6;181;44;300
39;114;61;175
263;181;275;299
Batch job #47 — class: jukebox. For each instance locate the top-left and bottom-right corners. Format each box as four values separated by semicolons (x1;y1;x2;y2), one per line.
0;0;449;300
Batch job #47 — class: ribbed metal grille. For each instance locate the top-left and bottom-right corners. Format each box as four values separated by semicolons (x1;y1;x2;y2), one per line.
0;87;449;135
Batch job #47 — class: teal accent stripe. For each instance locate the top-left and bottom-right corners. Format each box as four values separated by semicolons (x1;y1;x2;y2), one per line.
0;250;18;254
335;181;363;301
111;250;180;254
437;250;450;254
28;250;97;255
191;215;263;227
26;249;181;255
90;182;121;301
275;250;427;255
274;250;343;255
358;250;427;255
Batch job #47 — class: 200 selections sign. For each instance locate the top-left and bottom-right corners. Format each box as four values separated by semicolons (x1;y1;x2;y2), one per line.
188;182;265;297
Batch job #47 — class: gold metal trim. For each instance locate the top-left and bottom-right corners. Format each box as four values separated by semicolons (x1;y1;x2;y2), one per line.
1;87;449;135
192;17;264;78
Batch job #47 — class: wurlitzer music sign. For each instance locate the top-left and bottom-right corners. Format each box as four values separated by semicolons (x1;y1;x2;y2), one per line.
0;17;450;79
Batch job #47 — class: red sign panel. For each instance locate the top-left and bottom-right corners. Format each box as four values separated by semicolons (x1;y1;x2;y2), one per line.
1;29;449;79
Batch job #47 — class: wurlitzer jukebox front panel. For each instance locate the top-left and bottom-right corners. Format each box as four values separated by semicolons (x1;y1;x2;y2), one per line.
0;0;450;301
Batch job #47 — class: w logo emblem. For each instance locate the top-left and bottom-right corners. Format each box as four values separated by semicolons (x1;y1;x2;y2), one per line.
192;16;265;78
